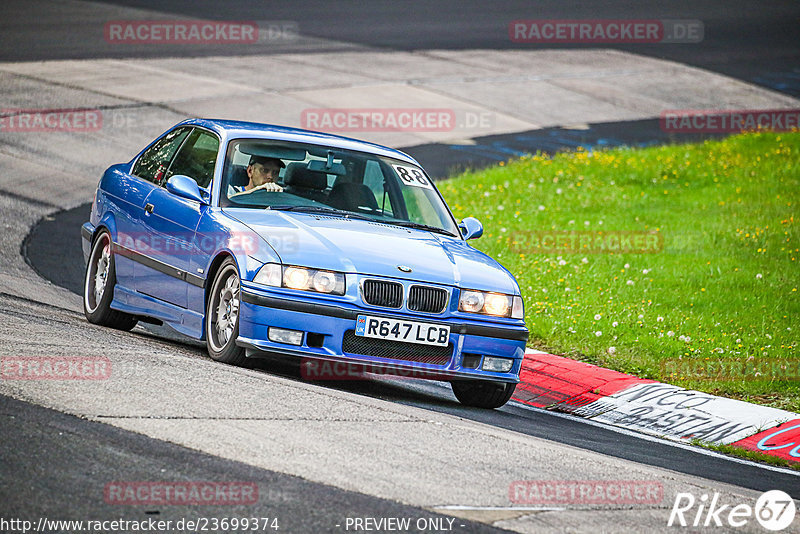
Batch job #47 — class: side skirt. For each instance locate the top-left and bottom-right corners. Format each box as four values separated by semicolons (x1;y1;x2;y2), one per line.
111;285;205;339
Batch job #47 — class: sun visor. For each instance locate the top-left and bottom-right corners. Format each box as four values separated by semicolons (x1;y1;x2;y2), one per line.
238;142;306;161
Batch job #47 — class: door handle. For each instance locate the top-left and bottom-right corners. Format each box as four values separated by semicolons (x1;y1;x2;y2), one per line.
144;203;154;214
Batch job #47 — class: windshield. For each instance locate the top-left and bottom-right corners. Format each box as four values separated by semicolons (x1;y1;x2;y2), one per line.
220;139;460;236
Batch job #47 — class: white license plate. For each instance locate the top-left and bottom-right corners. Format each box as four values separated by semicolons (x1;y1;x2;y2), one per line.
355;315;450;347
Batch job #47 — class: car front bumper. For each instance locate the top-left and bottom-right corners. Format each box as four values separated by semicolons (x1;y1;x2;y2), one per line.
237;285;528;383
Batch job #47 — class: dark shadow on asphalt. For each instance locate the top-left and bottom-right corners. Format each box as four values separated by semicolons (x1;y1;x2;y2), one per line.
0;394;513;533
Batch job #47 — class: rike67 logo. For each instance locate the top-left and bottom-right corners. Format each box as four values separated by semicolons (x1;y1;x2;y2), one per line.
668;490;796;531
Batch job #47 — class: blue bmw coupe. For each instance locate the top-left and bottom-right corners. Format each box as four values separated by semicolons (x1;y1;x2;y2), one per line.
82;119;528;408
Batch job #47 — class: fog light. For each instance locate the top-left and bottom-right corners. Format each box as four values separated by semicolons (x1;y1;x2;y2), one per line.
482;357;513;373
268;327;303;346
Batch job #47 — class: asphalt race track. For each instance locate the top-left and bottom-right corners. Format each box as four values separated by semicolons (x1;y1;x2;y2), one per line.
0;395;505;533
20;203;800;499
3;0;799;97
2;1;800;533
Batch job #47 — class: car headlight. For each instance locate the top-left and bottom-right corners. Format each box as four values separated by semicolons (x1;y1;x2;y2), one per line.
284;266;310;289
459;290;524;319
459;290;485;313
254;263;345;295
312;270;339;293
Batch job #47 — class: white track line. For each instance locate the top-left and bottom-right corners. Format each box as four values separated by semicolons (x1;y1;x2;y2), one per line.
509;400;800;477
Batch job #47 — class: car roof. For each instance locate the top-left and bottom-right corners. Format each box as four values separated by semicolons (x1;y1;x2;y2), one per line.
178;118;420;166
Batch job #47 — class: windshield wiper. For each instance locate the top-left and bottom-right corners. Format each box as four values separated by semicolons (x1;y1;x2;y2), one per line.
388;220;457;237
268;205;373;221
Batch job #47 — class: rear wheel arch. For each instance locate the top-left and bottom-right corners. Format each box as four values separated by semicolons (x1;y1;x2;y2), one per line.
87;222;112;266
95;211;119;243
83;228;138;331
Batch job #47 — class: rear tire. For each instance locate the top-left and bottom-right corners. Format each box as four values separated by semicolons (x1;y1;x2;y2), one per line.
206;258;246;366
83;230;138;331
451;380;516;409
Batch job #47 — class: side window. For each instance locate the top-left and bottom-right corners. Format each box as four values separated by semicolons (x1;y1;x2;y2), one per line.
132;127;191;184
362;160;394;216
165;129;220;189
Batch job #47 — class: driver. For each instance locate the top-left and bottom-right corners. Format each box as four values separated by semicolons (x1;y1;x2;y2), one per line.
230;156;285;195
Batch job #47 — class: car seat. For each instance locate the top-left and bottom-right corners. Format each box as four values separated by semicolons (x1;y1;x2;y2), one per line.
283;163;329;203
327;182;379;212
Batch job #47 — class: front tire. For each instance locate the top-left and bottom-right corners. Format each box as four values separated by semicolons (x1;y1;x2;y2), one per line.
83;230;138;331
451;380;516;409
206;259;246;366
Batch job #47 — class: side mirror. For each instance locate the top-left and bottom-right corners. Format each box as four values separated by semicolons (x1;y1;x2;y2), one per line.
166;175;206;204
459;217;484;240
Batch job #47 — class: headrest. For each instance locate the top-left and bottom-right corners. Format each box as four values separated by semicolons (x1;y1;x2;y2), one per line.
328;182;379;211
229;165;249;187
284;163;327;191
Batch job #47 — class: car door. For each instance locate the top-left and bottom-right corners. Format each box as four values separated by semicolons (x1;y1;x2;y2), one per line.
134;128;220;308
114;127;191;291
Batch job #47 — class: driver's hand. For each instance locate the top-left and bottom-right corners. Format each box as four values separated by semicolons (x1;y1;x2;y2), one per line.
252;182;284;193
231;182;284;196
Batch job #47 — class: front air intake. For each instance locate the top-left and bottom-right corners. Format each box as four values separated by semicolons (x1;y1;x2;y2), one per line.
361;279;403;308
407;285;448;313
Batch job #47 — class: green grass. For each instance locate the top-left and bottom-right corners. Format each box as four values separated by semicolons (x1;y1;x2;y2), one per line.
440;131;800;413
690;439;800;471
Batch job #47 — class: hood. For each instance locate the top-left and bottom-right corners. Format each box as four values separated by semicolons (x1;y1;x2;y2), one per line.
226;209;519;294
